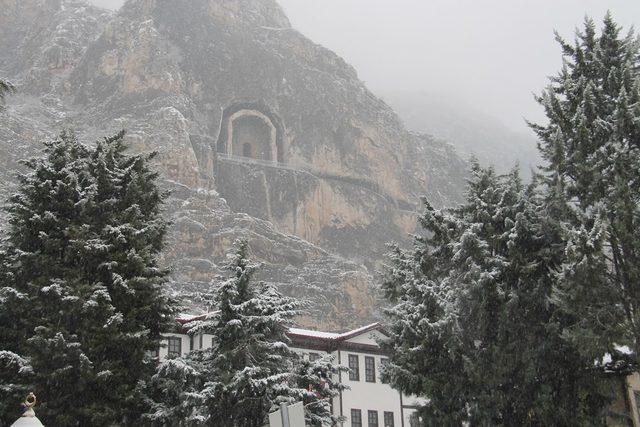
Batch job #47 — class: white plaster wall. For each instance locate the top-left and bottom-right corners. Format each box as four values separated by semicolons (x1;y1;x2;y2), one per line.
337;349;402;427
344;330;386;346
159;333;190;359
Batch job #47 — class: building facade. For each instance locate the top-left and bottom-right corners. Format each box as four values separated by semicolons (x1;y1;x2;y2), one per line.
159;317;640;427
159;318;422;427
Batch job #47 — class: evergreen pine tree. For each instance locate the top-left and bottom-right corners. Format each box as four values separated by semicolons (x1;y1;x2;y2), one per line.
0;349;32;421
382;163;611;425
0;130;175;425
289;354;347;426
145;240;346;426
183;240;302;427
530;14;640;364
141;357;203;427
0;246;32;419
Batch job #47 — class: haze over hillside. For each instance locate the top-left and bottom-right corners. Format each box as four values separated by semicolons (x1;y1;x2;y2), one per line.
84;0;639;177
383;91;541;177
87;0;640;134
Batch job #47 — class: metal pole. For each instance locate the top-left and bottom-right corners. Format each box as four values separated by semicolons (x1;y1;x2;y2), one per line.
280;403;290;427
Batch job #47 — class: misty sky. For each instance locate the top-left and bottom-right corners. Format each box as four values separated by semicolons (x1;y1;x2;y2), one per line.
89;0;639;133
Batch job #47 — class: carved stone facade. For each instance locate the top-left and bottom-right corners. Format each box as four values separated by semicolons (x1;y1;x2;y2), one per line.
216;102;286;163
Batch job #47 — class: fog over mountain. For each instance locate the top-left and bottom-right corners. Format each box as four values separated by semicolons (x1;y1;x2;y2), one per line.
89;0;639;133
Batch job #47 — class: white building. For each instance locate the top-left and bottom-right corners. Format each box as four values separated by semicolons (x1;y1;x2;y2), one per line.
159;317;423;427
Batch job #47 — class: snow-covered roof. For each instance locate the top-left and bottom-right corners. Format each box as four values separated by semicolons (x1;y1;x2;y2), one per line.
175;313;384;342
287;323;384;342
176;312;218;325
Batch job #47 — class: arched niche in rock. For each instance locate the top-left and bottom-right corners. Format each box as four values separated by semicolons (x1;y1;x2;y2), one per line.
229;110;276;161
216;102;285;163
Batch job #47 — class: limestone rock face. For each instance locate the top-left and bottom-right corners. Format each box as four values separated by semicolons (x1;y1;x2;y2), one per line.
0;0;467;329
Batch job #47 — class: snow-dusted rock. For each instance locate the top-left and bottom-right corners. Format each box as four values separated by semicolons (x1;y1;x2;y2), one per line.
0;0;468;329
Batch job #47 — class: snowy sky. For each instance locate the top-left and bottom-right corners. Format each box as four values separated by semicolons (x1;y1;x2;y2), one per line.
88;0;639;133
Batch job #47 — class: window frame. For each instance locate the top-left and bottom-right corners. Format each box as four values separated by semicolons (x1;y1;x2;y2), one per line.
383;411;394;427
167;336;182;357
380;358;389;383
365;356;376;383
351;409;362;427
368;410;379;427
348;354;360;381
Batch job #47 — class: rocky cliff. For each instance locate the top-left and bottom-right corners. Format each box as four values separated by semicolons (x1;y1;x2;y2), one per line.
0;0;468;329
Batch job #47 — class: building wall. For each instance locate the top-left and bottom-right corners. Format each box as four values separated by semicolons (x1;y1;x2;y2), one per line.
159;329;406;426
335;348;401;427
334;330;402;426
159;332;640;427
159;333;190;359
625;373;640;427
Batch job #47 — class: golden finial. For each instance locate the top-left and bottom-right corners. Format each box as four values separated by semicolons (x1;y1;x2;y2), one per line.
24;393;36;409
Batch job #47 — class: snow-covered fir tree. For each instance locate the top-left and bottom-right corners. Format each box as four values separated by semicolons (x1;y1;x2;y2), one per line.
0;246;32;418
289;354;347;426
166;240;302;427
142;357;203;427
0;350;32;421
530;14;640;366
0;81;19;418
381;163;612;425
0;131;176;426
145;241;347;426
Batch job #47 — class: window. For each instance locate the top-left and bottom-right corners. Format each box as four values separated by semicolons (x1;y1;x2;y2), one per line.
309;352;321;362
380;358;389;383
368;410;378;427
351;409;362;427
167;336;182;357
383;412;394;427
348;354;360;381
365;356;376;382
409;413;421;427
